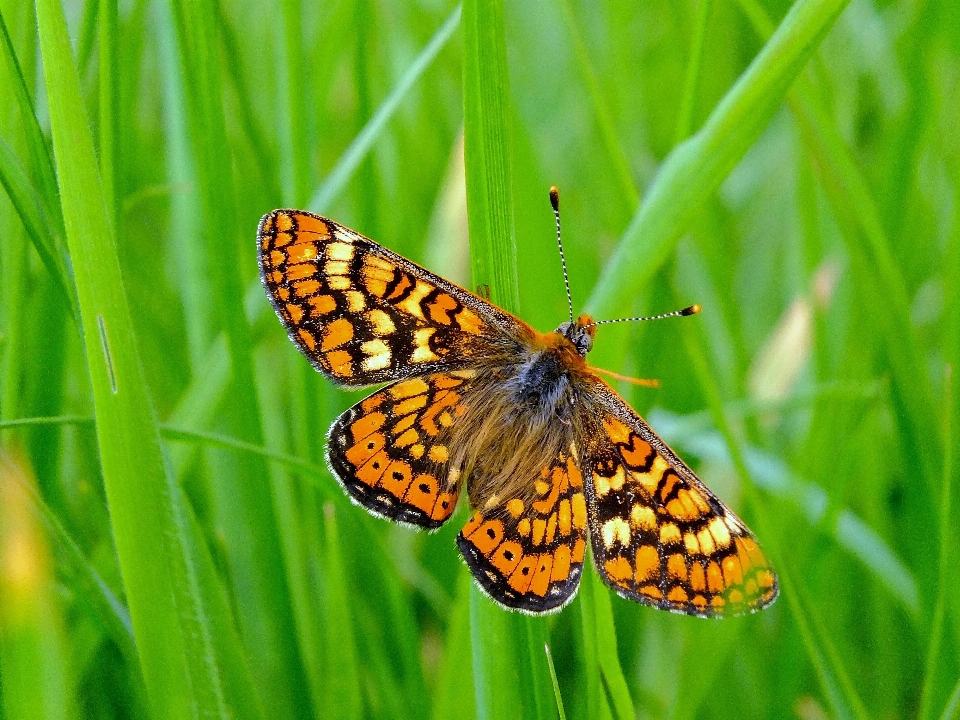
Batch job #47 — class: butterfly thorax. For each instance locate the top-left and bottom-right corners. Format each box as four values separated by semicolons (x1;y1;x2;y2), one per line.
555;313;597;358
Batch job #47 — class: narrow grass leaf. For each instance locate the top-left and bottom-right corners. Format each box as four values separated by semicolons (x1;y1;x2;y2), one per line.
556;0;638;211
323;504;363;720
462;0;556;718
0;452;74;720
309;4;461;214
0;9;60;216
681;323;869;720
97;0;118;224
586;0;851;319
919;366;953;720
168;0;311;712
34;0;256;716
674;0;714;144
544;644;567;720
431;570;476;720
590;573;635;720
577;560;613;720
0;137;77;322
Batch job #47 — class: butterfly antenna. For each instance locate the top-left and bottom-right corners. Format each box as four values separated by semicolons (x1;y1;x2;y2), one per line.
550;186;574;324
583;304;702;329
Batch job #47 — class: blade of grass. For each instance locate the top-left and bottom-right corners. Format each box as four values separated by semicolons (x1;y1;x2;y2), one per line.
543;644;567;720
680;318;870;720
576;561;613;720
14;454;137;660
736;0;940;489
918;366;953;720
34;0;259;716
155;0;209;368
556;0;638;212
431;569;477;720
97;0;117;225
215;6;282;205
589;570;635;720
939;678;960;720
463;1;555;718
0;8;60;217
322;504;362;720
276;0;311;206
168;0;312;712
308;4;461;214
585;0;851;321
0;452;74;720
674;0;714;144
0;137;78;321
255;346;325;714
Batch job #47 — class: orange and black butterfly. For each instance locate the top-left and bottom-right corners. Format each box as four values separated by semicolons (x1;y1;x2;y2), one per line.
257;189;778;616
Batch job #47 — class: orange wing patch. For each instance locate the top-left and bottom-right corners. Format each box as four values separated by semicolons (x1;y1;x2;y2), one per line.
584;408;778;617
326;372;474;529
457;449;587;613
258;210;505;387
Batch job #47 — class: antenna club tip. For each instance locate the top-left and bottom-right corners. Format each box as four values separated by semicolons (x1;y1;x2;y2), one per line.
549;185;560;211
681;304;702;316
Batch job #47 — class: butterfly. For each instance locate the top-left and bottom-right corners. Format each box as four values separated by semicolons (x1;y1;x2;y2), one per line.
257;191;778;617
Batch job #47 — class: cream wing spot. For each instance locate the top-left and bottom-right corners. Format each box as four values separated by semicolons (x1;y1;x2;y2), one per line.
601;518;631;549
410;328;440;363
366;309;396;335
361;339;391;371
325;242;354;261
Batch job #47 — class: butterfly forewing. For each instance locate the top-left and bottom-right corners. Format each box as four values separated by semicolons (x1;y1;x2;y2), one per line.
457;448;587;613
583;394;778;617
258;209;523;386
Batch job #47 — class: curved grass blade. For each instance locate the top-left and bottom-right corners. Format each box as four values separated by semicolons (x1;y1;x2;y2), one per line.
0;452;74;720
585;0;851;320
34;0;260;716
680;321;870;720
543;644;567;720
309;4;462;214
0;137;78;322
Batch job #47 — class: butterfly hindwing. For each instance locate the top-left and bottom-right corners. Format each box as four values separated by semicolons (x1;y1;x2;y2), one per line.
583;394;779;617
326;372;477;529
258;209;526;386
457;448;587;614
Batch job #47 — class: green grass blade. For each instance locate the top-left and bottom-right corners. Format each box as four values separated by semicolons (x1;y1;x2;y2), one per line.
674;0;714;144
939;678;960;720
322;504;363;720
556;0;638;212
681;323;869;720
0;137;78;321
0;453;74;720
919;366;953;720
585;0;851;320
276;0;311;206
589;571;634;720
34;0;258;716
97;0;117;225
0;8;60;218
308;4;461;214
431;569;476;720
168;0;312;712
576;564;612;720
462;2;556;719
469;590;526;720
462;0;517;313
10;451;136;658
543;644;567;720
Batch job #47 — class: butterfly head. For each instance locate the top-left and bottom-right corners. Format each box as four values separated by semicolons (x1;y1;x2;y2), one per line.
556;314;597;357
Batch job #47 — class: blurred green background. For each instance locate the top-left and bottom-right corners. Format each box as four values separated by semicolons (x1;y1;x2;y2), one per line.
1;0;958;718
